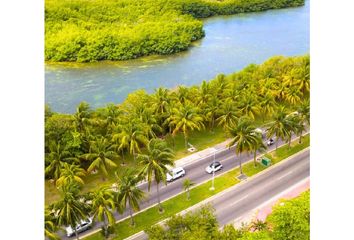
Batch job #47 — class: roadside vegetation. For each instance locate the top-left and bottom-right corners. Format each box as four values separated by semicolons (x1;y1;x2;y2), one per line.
45;0;304;62
45;55;310;239
83;135;310;240
146;190;310;240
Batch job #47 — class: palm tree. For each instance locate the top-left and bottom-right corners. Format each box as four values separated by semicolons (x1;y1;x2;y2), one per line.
298;99;310;125
251;132;267;167
284;86;302;105
45;140;73;183
217;100;239;131
296;99;310;143
56;163;86;189
204;96;220;130
197;80;212;106
238;95;260;120
52;184;89;240
73;101;91;133
113;121;148;161
138;139;175;213
183;178;194;200
116;169;145;226
174;85;190;104
227;117;257;176
102;103;122;133
152;87;171;114
82;136;119;179
45;208;60;240
89;186;117;238
266;106;291;150
139;108;163;139
169;104;204;149
259;94;276;122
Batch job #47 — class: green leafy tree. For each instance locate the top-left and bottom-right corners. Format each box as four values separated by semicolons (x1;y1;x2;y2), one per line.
52;184;89;240
227;117;257;175
266;106;291;150
89;186;117;238
116;169;145;226
82;136;119;179
138;139;174;213
238;95;260;120
45;208;60;240
183;178;194;200
73;101;91;133
113;120;148;161
251;132;267;167
169;104;205;148
56;162;86;189
267;191;310;240
45;141;73;182
217;100;239;131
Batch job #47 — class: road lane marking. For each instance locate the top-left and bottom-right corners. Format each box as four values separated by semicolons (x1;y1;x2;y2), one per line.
277;171;293;180
231;194;249;206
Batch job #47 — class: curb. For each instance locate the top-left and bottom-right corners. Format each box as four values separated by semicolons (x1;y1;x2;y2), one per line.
82;134;309;239
123;147;310;240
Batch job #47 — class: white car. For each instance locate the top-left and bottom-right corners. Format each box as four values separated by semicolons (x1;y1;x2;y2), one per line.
267;138;275;146
205;161;223;174
66;217;93;237
166;167;186;182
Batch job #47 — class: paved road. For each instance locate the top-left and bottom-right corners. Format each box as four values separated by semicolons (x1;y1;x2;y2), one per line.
213;148;309;225
128;148;309;240
60;135;307;239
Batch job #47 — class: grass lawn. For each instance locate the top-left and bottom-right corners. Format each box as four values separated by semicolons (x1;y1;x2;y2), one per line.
265;134;310;164
84;134;310;240
166;127;229;159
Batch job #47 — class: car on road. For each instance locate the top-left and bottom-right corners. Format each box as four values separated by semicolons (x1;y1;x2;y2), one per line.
267;138;275;146
166;167;186;182
66;217;93;237
205;161;223;174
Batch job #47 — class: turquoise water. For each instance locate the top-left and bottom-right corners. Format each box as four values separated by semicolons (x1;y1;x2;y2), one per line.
45;1;309;113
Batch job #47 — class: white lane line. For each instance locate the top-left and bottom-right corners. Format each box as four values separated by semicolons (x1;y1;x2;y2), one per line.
277;171;293;180
231;194;249;206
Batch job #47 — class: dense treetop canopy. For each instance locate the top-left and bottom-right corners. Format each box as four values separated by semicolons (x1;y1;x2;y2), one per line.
45;0;304;62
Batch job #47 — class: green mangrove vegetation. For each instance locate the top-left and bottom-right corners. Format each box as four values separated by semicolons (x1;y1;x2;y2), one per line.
45;0;305;62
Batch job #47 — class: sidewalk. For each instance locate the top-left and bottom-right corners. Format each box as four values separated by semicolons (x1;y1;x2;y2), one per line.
174;139;232;167
232;177;310;228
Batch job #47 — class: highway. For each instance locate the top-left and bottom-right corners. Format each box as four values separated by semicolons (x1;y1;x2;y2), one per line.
127;148;309;240
60;135;308;239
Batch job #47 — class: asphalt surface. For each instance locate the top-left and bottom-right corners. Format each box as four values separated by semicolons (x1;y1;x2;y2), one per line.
60;134;307;239
128;148;309;240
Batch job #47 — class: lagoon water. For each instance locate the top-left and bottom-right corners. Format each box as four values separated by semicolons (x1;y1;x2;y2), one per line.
45;1;309;113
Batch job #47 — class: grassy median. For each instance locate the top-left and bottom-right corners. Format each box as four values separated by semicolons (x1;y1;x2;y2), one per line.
84;134;310;240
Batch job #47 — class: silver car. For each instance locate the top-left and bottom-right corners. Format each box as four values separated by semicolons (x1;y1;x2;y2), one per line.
66;217;93;237
205;161;223;174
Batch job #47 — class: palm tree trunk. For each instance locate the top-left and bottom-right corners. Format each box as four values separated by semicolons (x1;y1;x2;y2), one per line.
156;182;163;213
299;130;303;144
187;188;190;200
103;215;108;239
253;150;257;167
129;205;135;226
276;136;279;150
184;134;188;149
288;134;292;149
